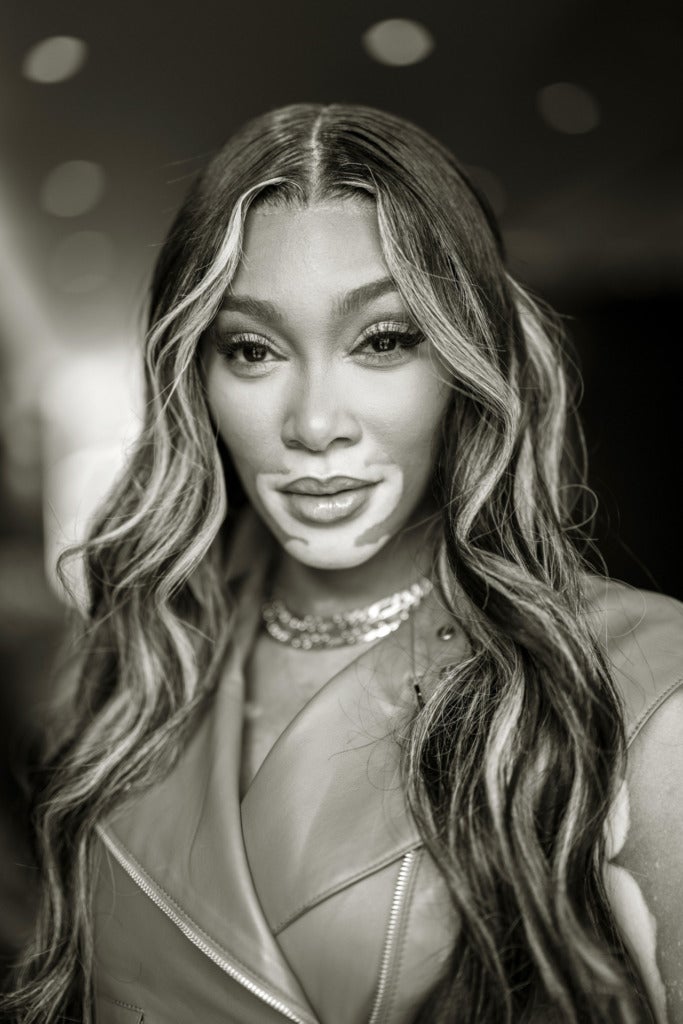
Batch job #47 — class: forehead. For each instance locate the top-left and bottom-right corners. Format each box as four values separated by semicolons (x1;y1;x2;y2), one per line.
230;199;390;299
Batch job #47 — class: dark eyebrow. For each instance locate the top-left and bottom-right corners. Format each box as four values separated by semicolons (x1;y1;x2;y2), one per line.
333;277;401;316
218;294;284;324
219;276;401;323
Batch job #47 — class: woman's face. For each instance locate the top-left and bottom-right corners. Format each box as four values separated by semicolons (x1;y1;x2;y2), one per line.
204;198;450;570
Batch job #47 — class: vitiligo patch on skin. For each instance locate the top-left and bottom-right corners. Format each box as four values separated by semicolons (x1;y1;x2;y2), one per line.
254;465;404;570
603;779;668;1023
353;469;405;548
204;201;451;575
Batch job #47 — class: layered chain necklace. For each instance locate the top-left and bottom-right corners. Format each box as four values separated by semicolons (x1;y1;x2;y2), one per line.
262;578;434;650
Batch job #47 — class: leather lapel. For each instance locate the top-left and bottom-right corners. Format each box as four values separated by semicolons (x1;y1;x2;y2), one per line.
241;585;467;935
100;559;318;1020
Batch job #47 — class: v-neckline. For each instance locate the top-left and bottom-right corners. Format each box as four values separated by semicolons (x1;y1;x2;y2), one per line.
238;624;388;803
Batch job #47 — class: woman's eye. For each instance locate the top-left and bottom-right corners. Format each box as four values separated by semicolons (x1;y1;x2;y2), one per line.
213;333;279;372
354;324;424;365
237;341;270;362
369;335;399;353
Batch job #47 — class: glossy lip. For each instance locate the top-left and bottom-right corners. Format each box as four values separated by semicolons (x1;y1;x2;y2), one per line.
282;486;372;525
281;475;375;496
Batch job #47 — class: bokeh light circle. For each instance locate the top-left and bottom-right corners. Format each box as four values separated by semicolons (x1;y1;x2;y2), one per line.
22;36;87;84
362;19;434;67
40;161;106;217
49;231;114;293
536;82;600;135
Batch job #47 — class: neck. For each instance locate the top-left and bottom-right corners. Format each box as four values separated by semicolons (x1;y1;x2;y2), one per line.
271;504;440;618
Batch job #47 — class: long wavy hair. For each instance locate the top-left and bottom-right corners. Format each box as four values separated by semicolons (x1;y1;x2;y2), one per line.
5;104;647;1023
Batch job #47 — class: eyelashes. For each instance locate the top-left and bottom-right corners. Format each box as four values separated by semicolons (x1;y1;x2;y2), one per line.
356;322;424;363
214;335;272;365
211;320;426;374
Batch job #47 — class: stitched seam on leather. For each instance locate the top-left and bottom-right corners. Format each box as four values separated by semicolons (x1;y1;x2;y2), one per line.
626;674;683;746
98;828;306;1014
375;849;422;1024
113;999;143;1013
273;840;423;935
113;998;144;1022
99;995;145;1013
99;996;144;1021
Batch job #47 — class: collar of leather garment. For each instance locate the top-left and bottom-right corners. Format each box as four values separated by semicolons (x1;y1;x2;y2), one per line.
100;510;467;1013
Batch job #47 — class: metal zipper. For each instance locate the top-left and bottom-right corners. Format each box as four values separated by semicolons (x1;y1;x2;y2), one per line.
367;849;418;1024
97;828;309;1023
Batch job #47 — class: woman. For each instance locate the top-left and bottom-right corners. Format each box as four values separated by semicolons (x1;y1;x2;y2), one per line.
5;103;683;1024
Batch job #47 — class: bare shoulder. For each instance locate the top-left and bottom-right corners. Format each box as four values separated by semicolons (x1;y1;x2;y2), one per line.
583;575;683;743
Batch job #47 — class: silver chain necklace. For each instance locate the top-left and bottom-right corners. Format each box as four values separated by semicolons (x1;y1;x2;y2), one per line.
262;578;434;650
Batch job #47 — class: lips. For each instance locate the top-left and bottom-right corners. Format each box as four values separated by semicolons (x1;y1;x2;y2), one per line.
278;476;378;526
282;476;373;496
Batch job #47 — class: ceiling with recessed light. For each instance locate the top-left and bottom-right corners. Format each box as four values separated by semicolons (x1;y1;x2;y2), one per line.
3;1;682;339
1;0;682;596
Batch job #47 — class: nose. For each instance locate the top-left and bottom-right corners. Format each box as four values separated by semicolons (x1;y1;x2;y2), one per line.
281;365;361;452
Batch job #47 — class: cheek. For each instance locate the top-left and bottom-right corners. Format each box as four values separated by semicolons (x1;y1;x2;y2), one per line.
206;373;280;479
368;373;447;472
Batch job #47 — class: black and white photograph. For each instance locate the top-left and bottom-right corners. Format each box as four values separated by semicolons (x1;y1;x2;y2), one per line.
1;4;682;1022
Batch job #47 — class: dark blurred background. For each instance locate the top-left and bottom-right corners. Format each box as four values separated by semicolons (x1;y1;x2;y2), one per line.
1;0;681;981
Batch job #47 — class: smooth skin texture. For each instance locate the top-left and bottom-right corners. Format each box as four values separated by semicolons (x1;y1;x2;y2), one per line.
204;198;450;616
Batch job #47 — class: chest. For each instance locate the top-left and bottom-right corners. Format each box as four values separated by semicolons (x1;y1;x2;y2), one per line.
239;631;374;796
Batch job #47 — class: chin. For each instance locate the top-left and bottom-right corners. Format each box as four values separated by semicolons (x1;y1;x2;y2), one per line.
282;535;389;571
